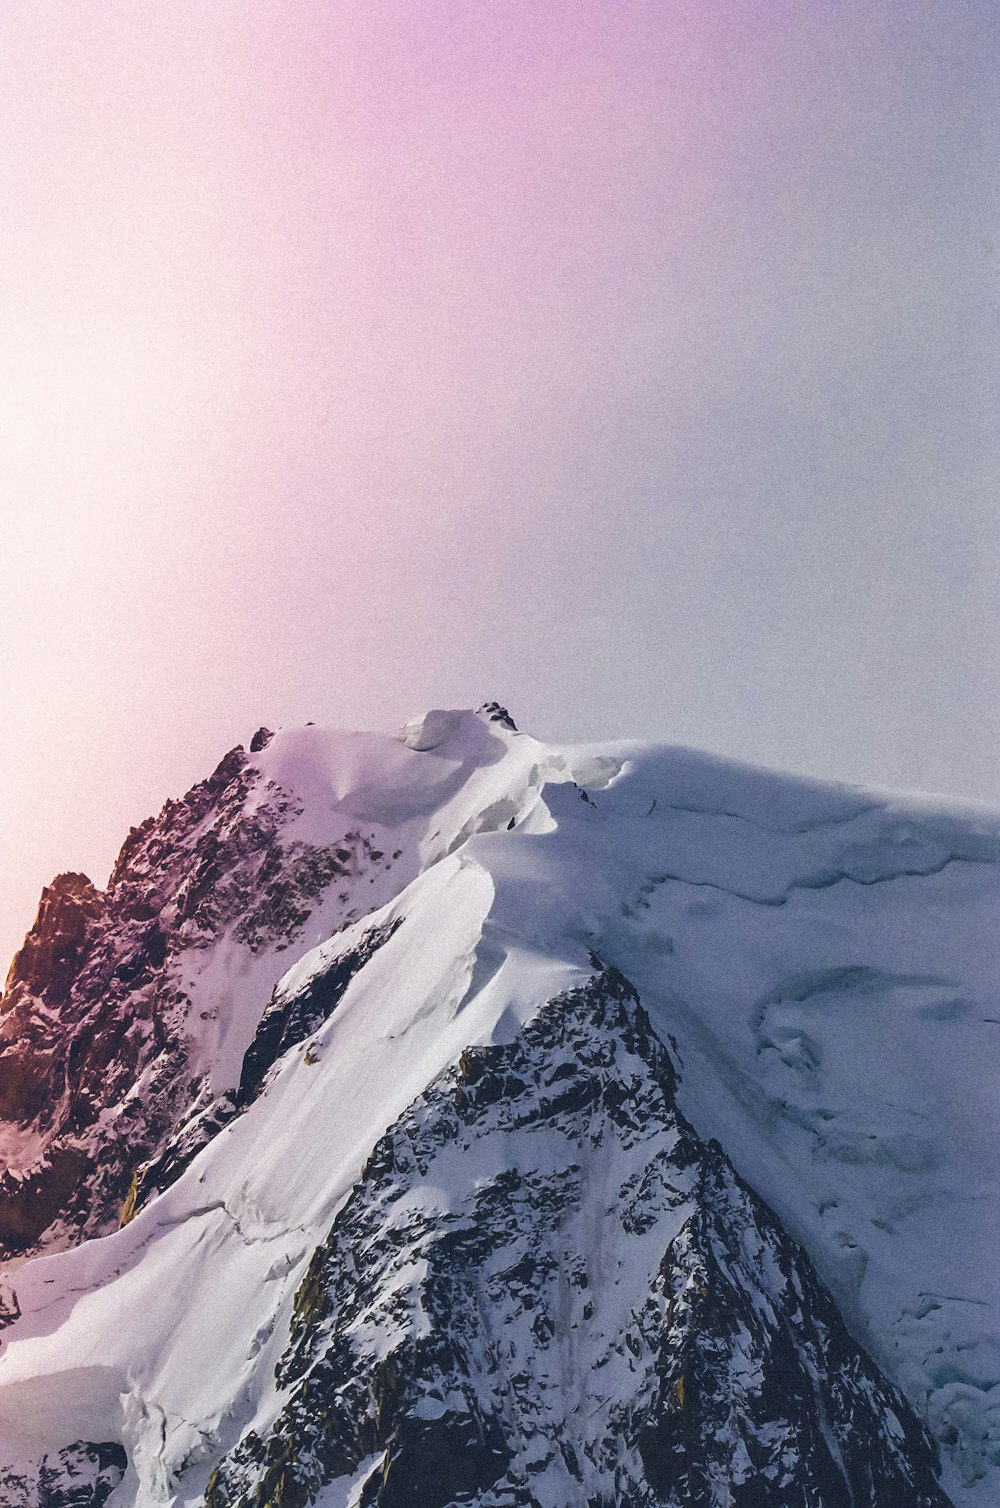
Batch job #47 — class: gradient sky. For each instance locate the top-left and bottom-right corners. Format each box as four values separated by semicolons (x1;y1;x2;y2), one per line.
0;0;997;970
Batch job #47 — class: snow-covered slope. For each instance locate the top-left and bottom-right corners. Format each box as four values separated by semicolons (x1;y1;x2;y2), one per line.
0;708;561;1254
0;705;995;1507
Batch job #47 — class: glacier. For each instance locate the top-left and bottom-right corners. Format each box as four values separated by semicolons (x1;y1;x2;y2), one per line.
0;705;995;1507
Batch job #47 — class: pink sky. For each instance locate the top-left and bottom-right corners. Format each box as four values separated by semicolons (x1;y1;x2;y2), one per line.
0;1;997;967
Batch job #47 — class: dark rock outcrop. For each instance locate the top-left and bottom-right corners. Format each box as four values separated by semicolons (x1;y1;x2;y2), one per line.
477;701;518;732
236;917;402;1106
38;1442;126;1508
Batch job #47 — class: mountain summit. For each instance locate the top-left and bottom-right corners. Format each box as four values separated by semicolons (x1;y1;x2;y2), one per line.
0;708;996;1507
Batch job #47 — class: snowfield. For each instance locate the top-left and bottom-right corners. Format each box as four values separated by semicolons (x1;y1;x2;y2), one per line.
0;707;995;1507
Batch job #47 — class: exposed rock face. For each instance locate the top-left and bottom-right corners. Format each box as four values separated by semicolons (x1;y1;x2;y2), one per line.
204;969;949;1508
0;745;388;1255
2;873;104;1018
38;1442;126;1508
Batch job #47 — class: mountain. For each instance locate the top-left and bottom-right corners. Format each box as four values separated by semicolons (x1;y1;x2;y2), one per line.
0;705;995;1507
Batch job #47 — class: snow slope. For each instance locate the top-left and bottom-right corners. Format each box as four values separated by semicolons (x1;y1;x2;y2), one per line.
0;706;995;1506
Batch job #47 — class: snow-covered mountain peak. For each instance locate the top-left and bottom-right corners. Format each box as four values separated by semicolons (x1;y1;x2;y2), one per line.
0;711;996;1506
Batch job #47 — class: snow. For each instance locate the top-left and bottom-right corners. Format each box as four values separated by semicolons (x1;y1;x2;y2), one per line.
311;1455;383;1508
0;707;996;1506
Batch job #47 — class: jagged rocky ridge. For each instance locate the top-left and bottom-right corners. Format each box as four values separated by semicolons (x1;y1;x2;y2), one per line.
0;705;995;1508
0;735;415;1253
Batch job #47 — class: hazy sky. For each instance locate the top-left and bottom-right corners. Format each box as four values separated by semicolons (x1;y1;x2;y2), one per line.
0;0;997;969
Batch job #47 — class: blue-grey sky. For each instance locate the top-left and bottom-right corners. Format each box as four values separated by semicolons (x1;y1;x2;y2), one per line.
0;0;997;968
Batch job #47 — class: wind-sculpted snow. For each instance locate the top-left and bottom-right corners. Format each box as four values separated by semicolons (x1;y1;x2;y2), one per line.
518;766;1000;1503
118;919;406;1226
0;705;995;1506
